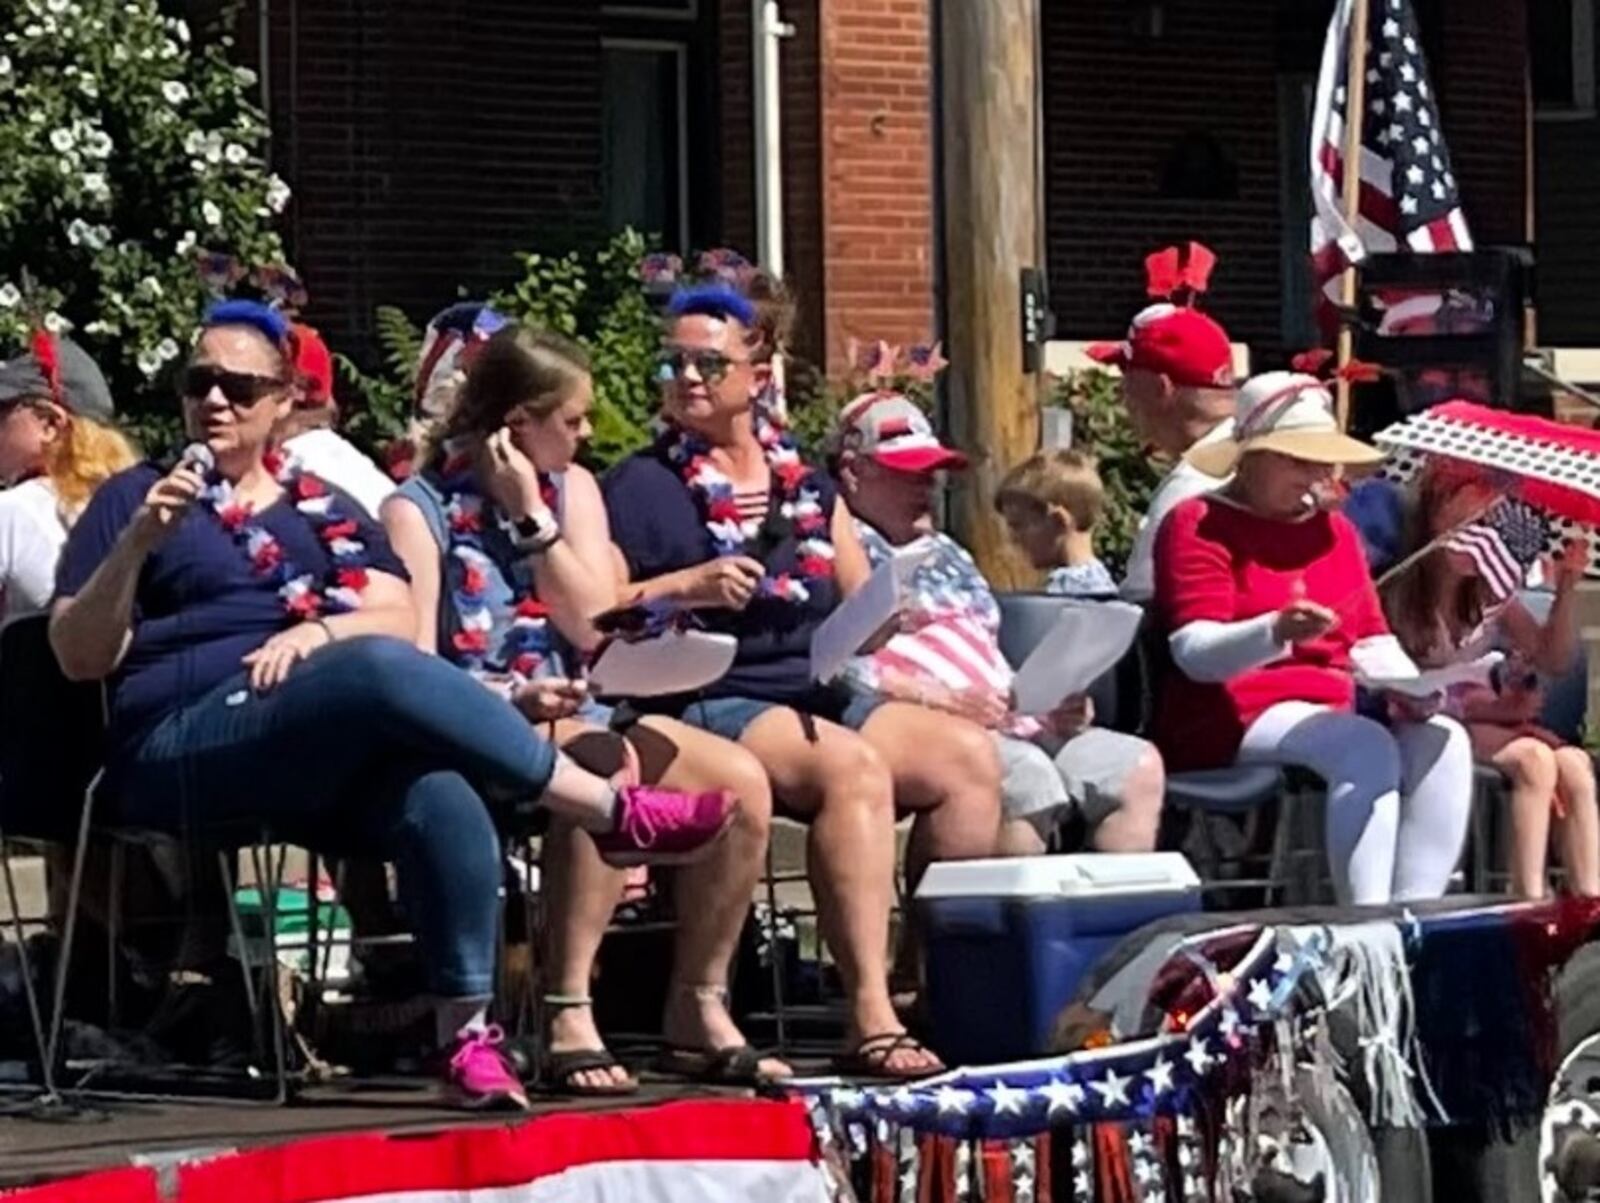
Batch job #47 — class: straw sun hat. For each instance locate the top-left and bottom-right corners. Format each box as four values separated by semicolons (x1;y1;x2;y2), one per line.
1185;370;1384;478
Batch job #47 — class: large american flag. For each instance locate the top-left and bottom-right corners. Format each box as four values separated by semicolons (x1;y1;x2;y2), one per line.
1310;0;1472;317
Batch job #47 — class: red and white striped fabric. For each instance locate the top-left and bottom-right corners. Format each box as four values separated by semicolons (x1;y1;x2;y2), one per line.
1310;0;1472;321
169;1100;827;1203
872;612;1013;697
1443;523;1525;601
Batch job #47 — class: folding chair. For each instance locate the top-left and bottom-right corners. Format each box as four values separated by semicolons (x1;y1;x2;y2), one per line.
0;615;300;1104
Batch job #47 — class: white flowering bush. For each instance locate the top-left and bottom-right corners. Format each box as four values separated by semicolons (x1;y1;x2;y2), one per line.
0;0;293;448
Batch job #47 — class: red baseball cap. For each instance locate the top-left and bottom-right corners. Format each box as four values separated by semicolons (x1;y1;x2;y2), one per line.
291;323;334;408
1086;303;1235;389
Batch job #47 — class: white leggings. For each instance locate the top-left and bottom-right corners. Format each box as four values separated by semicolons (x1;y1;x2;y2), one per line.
1236;702;1474;905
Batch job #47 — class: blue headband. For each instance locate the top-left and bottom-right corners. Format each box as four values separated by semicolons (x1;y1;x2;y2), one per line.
202;299;292;349
666;284;756;328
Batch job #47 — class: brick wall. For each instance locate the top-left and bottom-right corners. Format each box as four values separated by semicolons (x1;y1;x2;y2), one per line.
224;0;602;359
818;0;936;368
1432;0;1528;250
1041;0;1286;359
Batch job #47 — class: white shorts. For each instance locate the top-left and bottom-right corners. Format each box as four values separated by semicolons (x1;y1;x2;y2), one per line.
995;728;1152;827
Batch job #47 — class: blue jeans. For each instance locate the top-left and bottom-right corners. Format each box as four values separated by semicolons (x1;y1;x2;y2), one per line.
113;636;561;999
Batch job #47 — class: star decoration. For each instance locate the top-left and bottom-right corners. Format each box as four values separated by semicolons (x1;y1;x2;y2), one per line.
1248;977;1274;1011
1387;122;1405;143
1382;18;1400;38
1072;1141;1091;1168
1135;1160;1162;1188
1404;34;1418;54
1370;98;1386;116
1043;1079;1087;1116
1177;1115;1196;1138
1274;952;1294;974
1419;80;1431;99
1380;51;1394;68
890;1086;918;1112
935;1085;973;1115
1185;1037;1214;1076
1406;165;1425;186
1146;1058;1176;1095
1431;180;1446;200
1090;1068;1131;1108
1412;136;1430;155
986;1080;1027;1115
831;1087;865;1113
1073;1172;1092;1198
1400;63;1417;83
1418;108;1432;128
1128;1131;1153;1158
1394;92;1414;114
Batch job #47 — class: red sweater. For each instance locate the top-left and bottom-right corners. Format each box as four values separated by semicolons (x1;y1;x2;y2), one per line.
1153;495;1388;770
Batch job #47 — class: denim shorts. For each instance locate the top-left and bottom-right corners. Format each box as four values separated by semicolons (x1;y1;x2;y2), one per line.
677;688;883;743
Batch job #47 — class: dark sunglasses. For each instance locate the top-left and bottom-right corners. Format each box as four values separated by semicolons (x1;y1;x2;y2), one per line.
181;365;287;408
656;349;743;385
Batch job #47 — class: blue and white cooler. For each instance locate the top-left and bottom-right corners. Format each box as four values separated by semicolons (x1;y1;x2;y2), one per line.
916;853;1201;1066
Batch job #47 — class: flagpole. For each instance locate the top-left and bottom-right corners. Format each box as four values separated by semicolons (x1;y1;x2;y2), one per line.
1334;0;1372;431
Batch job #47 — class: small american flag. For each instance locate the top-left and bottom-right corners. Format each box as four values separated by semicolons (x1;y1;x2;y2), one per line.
1443;501;1548;602
1310;0;1472;319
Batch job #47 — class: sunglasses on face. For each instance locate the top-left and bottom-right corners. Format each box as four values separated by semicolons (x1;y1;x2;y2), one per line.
656;348;744;385
181;365;288;409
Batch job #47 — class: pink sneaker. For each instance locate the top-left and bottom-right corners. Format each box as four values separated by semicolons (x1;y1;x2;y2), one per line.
593;787;735;867
445;1025;529;1111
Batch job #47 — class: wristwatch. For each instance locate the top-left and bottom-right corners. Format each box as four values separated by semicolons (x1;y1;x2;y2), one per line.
511;509;561;555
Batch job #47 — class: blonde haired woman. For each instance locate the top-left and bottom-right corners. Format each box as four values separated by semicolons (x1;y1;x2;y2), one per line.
0;331;137;621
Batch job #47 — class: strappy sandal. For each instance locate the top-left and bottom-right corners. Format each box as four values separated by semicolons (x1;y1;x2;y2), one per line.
657;1043;788;1086
657;984;790;1086
833;1031;944;1081
537;994;639;1098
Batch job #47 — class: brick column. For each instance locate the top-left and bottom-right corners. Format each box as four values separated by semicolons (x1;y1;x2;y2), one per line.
819;0;936;370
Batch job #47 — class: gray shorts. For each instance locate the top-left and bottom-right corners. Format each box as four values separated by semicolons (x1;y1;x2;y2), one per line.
995;728;1152;827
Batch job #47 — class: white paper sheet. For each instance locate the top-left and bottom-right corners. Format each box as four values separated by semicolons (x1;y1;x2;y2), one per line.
809;537;938;683
1351;634;1504;699
588;629;739;698
1010;600;1144;715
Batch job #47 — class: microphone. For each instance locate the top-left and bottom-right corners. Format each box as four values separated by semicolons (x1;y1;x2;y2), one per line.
177;442;214;475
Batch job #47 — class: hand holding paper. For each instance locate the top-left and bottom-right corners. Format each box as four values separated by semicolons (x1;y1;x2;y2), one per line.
810;538;937;682
1010;600;1143;716
589;629;739;698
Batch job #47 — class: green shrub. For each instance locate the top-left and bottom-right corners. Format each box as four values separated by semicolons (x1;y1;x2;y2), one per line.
0;0;293;453
336;229;662;467
1047;369;1161;576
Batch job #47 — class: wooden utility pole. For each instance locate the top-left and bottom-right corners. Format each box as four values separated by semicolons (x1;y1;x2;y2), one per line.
938;0;1043;588
1333;0;1371;431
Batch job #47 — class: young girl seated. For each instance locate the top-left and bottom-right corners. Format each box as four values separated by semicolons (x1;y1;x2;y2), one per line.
1383;469;1599;899
995;449;1116;598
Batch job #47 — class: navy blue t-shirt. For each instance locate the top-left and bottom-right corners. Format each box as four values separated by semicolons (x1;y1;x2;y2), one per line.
602;444;841;705
55;463;408;751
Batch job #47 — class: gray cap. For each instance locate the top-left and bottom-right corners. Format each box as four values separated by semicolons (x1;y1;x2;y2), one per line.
0;334;115;422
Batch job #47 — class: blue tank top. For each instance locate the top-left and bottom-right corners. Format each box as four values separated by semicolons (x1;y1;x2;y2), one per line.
397;470;579;682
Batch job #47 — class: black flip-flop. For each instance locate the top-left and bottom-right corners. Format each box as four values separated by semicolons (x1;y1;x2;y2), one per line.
832;1032;944;1081
539;1047;640;1098
658;1044;789;1087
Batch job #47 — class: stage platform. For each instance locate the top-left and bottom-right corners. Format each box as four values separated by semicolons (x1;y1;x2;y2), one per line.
0;1078;762;1190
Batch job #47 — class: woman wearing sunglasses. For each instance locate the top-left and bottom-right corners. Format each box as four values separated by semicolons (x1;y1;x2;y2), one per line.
383;323;787;1093
603;285;1004;1081
49;301;736;1111
0;330;137;622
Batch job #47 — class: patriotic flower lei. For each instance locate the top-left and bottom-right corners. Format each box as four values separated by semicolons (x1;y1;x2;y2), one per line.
661;416;835;604
201;449;370;617
435;448;559;680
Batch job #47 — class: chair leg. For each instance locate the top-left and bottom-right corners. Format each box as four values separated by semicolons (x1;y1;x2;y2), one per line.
763;840;787;1055
44;770;105;1089
0;832;52;1096
254;840;290;1104
106;840;124;1031
217;851;262;1036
